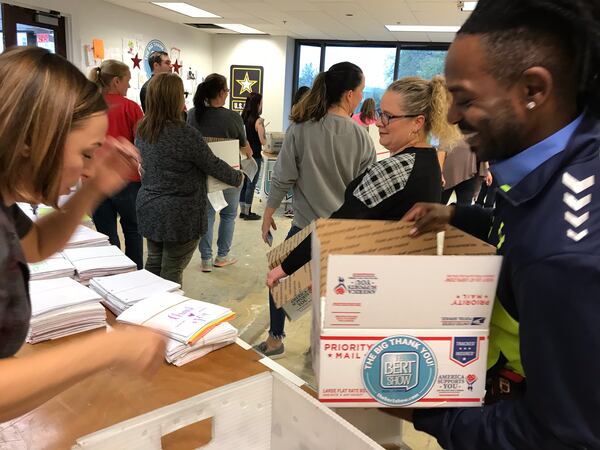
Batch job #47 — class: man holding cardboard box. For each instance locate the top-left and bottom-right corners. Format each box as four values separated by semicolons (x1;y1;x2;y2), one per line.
399;0;600;448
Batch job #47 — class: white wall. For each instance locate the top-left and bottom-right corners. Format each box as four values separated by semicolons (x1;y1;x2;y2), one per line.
4;0;213;105
4;0;296;125
212;35;294;132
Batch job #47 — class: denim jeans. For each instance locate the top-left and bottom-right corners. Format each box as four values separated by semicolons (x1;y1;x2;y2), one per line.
146;238;199;286
239;156;262;209
92;182;143;269
269;224;304;339
199;186;241;260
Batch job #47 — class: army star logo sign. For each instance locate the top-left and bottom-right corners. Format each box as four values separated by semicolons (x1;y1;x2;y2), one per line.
237;72;258;94
230;65;264;112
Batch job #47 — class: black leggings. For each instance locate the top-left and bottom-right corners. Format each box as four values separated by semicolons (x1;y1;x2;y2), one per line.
442;176;479;206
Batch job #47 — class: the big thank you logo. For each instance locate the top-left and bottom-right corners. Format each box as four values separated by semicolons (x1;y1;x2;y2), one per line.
334;273;378;296
362;335;437;406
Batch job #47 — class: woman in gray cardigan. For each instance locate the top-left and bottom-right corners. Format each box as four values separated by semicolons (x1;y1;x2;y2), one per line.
135;73;243;285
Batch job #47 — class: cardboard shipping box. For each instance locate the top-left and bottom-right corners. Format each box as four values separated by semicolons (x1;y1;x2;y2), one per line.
310;219;502;408
266;132;285;154
267;226;313;320
204;138;241;193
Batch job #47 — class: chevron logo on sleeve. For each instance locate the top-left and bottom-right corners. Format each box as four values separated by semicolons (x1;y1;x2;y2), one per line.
562;172;594;242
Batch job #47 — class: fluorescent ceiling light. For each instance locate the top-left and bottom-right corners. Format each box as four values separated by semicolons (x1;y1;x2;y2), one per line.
219;24;265;34
151;2;220;18
385;25;460;33
460;1;477;11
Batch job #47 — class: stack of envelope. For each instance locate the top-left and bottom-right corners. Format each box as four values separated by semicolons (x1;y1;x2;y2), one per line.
27;277;106;343
63;246;136;284
89;269;182;315
28;253;75;281
65;225;110;248
165;322;238;366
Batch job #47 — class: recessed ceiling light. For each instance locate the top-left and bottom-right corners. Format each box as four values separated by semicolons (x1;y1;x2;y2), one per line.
459;1;477;11
219;24;266;34
151;2;220;18
385;25;460;32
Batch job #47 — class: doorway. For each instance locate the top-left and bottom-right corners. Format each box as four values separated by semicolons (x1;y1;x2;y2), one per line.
2;3;66;57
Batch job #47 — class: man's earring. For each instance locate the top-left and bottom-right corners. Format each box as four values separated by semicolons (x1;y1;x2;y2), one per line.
526;101;536;110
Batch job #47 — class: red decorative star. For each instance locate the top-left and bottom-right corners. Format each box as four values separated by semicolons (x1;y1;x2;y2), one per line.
131;52;141;69
172;59;182;74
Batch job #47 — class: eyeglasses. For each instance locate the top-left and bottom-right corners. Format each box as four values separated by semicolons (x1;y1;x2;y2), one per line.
376;109;421;126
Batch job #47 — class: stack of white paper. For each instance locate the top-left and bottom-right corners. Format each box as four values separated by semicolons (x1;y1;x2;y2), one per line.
116;292;235;345
165;322;238;366
63;246;137;284
66;225;110;248
27;277;106;343
28;253;75;281
89;270;182;315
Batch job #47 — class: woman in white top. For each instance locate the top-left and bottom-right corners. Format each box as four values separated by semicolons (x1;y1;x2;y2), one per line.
257;61;376;358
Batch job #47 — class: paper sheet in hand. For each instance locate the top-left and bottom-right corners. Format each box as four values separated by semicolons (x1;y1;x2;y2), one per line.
207;191;228;213
206;140;240;193
240;155;258;181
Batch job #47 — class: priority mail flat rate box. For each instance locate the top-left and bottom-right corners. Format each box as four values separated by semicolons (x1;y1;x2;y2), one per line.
317;329;488;408
310;219;502;408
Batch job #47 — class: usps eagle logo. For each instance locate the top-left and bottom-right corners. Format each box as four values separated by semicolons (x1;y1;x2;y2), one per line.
334;277;347;295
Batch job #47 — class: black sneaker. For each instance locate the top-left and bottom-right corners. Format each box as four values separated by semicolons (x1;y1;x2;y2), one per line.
239;212;248;219
244;212;262;221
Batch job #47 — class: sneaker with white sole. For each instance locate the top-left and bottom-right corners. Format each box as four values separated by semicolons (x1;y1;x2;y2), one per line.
214;255;238;267
253;341;285;359
201;259;213;272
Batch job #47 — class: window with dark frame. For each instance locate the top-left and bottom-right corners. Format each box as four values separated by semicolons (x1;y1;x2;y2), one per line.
293;40;450;111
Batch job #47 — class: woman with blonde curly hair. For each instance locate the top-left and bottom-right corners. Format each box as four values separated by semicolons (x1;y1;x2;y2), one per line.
261;75;460;356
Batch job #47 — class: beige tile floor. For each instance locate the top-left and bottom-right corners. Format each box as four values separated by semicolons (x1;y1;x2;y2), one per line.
151;197;441;450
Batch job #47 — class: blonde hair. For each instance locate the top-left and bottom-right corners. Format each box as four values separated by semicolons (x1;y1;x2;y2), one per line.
0;47;107;206
387;76;461;149
137;73;185;144
88;59;130;91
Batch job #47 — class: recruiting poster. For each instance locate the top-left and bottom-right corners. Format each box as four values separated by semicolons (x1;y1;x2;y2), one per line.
229;65;264;112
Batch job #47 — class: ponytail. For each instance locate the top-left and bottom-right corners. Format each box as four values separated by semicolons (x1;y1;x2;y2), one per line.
87;59;129;92
387;75;461;149
428;76;462;149
290;61;363;123
88;66;102;84
193;73;227;123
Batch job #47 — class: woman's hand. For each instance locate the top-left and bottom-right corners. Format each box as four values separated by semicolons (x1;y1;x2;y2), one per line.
89;137;140;197
267;265;287;288
108;326;166;377
262;214;277;244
